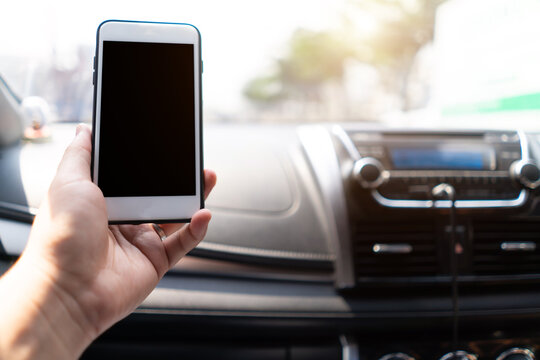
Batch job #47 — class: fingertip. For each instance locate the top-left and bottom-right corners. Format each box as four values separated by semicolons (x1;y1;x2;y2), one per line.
162;209;212;267
204;168;216;178
203;169;217;200
190;209;212;238
71;124;92;152
75;123;91;136
55;124;93;183
194;208;212;223
204;169;217;185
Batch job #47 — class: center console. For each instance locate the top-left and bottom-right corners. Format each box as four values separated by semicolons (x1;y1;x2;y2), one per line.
300;125;540;360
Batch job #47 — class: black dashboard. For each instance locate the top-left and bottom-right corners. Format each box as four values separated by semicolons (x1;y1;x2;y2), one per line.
2;123;540;360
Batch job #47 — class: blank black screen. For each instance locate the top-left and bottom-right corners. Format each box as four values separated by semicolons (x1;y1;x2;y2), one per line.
98;41;196;197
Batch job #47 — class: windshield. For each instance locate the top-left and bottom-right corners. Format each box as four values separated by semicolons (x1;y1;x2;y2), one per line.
2;0;540;129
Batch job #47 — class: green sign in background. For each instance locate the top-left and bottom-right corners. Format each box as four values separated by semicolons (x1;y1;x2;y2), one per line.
442;92;540;116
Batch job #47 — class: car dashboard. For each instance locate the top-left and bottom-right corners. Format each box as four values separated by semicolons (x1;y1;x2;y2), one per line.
2;123;540;360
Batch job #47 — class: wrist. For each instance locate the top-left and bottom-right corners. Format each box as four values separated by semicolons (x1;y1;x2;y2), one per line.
0;255;97;359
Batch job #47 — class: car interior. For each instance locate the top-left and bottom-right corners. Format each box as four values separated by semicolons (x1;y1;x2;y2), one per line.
2;1;540;359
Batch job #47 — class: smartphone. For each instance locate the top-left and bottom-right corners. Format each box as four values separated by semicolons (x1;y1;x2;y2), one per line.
91;20;203;223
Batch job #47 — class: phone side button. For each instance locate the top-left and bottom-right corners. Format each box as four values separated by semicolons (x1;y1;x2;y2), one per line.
92;71;96;85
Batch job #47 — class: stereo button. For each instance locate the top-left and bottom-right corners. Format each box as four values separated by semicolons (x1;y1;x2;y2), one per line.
353;157;387;189
379;353;415;360
439;351;477;360
511;160;540;189
496;348;535;360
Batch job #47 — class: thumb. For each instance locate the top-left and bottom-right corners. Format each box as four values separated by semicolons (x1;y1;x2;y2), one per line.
163;209;212;267
54;124;93;185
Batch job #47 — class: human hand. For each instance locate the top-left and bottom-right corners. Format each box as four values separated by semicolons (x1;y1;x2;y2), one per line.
0;124;216;359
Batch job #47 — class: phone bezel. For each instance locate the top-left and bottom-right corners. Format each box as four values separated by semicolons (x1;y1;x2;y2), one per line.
91;20;203;224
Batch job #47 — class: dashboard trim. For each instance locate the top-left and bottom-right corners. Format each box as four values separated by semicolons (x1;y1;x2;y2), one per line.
0;200;37;219
371;189;527;209
332;125;361;161
298;125;355;288
195;241;334;261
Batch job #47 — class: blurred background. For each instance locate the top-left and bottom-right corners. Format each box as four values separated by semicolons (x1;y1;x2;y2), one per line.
2;0;540;129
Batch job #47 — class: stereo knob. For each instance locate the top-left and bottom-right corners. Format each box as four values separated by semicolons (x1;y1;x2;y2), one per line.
511;160;540;189
496;348;535;360
378;352;415;360
439;351;477;360
352;157;387;189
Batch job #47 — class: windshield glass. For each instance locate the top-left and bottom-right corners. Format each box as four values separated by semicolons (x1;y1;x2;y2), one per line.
2;0;540;129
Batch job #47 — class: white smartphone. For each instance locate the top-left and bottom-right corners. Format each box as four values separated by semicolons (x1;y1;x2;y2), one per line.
91;20;203;224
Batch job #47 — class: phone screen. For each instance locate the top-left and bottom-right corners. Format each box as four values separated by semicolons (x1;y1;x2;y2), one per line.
97;41;196;197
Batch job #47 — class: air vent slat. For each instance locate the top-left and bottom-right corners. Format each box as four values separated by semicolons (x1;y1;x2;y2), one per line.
358;233;433;242
472;221;540;275
355;245;435;253
473;255;540;262
353;223;439;280
355;257;437;265
473;265;540;273
358;268;438;276
475;234;540;240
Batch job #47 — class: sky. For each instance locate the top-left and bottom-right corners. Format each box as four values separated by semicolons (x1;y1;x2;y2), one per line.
0;0;347;119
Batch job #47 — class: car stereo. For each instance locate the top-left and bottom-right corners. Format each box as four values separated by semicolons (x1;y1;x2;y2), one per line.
337;129;540;209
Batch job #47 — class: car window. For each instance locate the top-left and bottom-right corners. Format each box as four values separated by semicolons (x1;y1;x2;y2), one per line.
1;0;540;129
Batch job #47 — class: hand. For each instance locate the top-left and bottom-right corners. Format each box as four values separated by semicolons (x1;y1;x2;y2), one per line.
0;124;216;359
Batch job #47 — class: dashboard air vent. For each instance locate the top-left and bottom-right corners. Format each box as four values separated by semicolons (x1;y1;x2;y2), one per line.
353;223;439;279
472;221;540;275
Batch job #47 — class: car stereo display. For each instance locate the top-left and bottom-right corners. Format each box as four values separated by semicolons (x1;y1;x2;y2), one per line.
390;147;491;170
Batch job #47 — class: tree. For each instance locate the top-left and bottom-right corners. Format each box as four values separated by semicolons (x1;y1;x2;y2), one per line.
244;29;355;105
244;0;447;113
351;0;446;109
